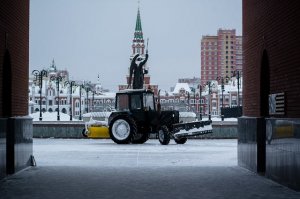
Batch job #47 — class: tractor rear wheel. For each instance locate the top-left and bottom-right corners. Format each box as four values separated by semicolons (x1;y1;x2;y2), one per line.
131;133;149;144
158;125;170;145
109;115;137;144
174;137;187;144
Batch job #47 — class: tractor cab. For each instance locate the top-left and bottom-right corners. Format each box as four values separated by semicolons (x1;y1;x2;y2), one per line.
113;89;157;126
115;89;156;112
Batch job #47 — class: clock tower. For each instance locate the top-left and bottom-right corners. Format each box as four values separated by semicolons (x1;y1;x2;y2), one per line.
119;6;158;95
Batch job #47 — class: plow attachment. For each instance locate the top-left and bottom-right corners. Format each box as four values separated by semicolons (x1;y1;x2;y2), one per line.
172;120;213;138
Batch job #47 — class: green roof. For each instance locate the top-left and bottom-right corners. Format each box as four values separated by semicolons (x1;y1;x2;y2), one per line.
134;8;143;39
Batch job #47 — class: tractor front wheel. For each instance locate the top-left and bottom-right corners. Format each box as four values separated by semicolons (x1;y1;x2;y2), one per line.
82;128;88;137
174;137;187;144
158;126;170;145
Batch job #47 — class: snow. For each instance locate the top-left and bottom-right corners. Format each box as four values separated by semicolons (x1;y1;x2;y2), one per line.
32;139;237;167
172;83;192;94
210;117;238;122
174;124;213;137
82;111;112;118
29;112;78;121
179;111;196;118
84;117;108;128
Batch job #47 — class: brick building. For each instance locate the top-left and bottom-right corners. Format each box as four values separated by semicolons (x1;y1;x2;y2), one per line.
239;0;300;191
0;0;32;178
201;29;242;86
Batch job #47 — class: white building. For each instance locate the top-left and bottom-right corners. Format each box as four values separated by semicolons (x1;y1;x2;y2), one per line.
29;61;115;120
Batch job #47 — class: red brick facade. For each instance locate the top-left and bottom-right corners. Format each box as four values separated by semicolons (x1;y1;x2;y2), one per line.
201;29;242;86
243;0;300;117
0;0;30;117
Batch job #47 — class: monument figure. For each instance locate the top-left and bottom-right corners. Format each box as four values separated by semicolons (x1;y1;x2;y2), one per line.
128;51;149;89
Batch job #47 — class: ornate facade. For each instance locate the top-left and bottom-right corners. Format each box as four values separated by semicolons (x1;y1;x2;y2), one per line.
29;61;115;120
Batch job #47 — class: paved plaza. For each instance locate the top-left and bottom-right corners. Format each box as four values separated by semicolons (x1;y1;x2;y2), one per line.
0;139;299;199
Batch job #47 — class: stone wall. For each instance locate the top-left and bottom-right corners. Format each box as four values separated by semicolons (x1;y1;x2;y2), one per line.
33;121;238;139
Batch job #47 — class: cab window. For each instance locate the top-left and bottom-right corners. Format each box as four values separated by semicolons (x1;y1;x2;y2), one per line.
131;94;142;110
143;93;155;111
116;94;129;111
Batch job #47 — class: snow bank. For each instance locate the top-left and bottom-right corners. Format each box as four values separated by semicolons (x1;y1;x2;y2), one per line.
29;112;78;121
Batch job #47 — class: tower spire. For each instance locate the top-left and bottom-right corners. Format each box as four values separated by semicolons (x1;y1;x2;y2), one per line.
50;58;57;72
132;4;145;55
134;7;143;40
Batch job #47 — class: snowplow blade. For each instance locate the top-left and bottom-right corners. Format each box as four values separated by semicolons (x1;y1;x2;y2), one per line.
172;120;212;138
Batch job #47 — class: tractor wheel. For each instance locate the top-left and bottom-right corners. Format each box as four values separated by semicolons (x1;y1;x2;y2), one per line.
82;128;88;138
109;115;137;144
158;126;170;145
131;133;149;144
174;137;187;144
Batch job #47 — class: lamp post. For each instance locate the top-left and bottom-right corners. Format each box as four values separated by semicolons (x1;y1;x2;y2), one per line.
79;83;85;120
92;90;97;112
233;70;242;106
216;76;228;121
198;85;203;120
32;69;48;121
50;75;63;121
84;84;91;113
64;80;77;121
192;87;196;113
206;81;213;121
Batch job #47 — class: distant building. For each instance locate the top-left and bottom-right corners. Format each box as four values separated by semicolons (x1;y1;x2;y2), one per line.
29;60;115;120
201;29;243;86
159;77;242;118
118;6;158;95
177;77;201;91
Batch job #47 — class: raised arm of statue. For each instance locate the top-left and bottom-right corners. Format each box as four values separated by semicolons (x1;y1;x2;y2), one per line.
140;53;148;67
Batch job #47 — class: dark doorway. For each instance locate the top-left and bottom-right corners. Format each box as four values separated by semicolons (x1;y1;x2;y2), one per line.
260;50;270;117
2;50;12;117
257;50;270;173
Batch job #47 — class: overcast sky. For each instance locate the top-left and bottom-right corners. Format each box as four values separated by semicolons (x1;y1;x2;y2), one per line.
30;0;242;92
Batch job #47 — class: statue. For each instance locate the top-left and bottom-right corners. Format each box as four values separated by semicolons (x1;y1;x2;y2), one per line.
128;52;149;89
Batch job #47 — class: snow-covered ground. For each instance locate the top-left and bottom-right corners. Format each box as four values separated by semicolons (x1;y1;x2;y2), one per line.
33;139;237;167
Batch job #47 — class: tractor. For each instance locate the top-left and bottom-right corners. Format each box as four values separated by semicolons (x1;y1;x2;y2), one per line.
108;89;212;145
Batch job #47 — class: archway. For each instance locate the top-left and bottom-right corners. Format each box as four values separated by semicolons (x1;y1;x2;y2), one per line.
260;50;270;117
2;50;12;117
257;50;270;173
